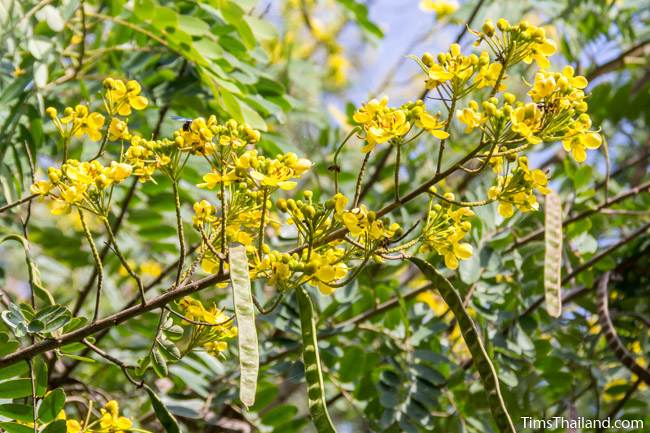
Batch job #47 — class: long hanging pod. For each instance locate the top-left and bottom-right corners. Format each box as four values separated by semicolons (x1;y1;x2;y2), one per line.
229;244;259;408
409;257;516;433
544;191;563;318
296;286;338;433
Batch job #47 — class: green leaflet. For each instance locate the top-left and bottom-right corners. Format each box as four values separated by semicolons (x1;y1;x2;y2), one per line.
296;286;337;433
144;385;181;433
544;191;563;318
409;258;516;433
0;234;54;306
229;244;259;408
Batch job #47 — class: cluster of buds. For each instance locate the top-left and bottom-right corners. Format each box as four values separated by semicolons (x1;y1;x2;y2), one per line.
473;19;557;68
417;43;504;96
419;193;475;269
46;105;105;141
31;159;132;215
177;297;237;357
123;135;172;182
488;156;551;218
352;97;449;153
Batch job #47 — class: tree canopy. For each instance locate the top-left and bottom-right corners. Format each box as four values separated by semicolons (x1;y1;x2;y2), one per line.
0;1;648;432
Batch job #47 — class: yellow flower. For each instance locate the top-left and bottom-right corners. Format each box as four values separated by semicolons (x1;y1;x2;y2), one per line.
197;170;239;189
108;117;130;141
66;420;82;433
256;251;292;286
561;114;602;162
562;131;602;162
489;157;551;218
305;249;349;295
444;238;473;270
560;65;588;89
416;291;448;316
414;109;450;139
353;98;410;152
249;153;312;190
178;297;237;357
30;180;53;196
456;101;484;133
474;61;503;89
425;63;454;87
193;200;216;225
333;193;348;214
327;53;350;87
103;78;148;116
419;0;458;18
510;103;543;144
420;202;474;270
77;111;105;142
522;27;557;68
108;162;133;182
100;400;133;433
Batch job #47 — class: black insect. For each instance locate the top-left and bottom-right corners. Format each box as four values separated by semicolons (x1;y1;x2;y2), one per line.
171;115;192;131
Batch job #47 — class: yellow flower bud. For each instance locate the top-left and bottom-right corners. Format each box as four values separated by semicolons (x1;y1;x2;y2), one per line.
482;19;495;37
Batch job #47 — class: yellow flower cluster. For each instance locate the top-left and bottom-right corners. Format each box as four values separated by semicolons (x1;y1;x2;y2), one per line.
473;19;557;68
46;105;105;141
337;202;401;245
352;98;448;152
173;117;260;156
488;156;551;218
30;159;132;215
123;135;172;182
417;43;504;94
528;66;601;162
178;297;237;357
302;248;349;295
456;67;601;162
420;197;475;270
63;400;138;433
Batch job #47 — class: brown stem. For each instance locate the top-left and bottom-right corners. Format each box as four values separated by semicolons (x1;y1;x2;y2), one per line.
0;268;228;368
0;193;38;214
508;181;650;252
597;272;650;386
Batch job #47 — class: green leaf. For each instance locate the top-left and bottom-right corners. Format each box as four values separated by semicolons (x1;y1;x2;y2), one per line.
1;304;28;337
408;258;516;433
335;0;383;38
216;0;256;49
144;385;181;433
544;192;563;318
0;378;32;398
151;347;169;378
38;388;66;423
229;244;258;408
0;403;34;422
296;286;337;433
0;361;29;381
41;419;66;433
0;422;34;433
